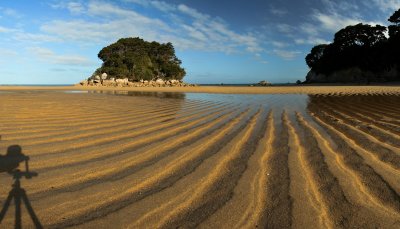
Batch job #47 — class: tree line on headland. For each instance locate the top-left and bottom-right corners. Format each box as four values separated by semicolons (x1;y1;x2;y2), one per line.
305;8;400;83
92;37;186;81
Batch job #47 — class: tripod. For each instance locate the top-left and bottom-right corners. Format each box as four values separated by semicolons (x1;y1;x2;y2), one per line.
0;169;43;229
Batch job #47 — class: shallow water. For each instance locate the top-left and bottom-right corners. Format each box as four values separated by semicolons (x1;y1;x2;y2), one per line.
79;90;309;112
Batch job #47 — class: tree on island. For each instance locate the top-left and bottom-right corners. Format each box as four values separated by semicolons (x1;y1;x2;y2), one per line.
305;8;400;83
93;37;186;81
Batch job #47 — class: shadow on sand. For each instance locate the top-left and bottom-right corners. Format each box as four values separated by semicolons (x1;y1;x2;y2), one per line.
0;144;43;229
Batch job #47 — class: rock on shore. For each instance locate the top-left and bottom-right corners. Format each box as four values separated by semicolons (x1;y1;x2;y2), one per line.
76;74;196;87
258;80;272;86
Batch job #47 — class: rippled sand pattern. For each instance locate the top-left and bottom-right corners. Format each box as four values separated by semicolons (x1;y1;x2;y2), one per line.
0;91;399;228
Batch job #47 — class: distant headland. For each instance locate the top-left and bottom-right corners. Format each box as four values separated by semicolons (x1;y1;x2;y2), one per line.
304;8;400;84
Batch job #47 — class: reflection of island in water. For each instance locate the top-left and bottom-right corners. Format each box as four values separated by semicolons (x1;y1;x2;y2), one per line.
0;145;42;229
89;90;187;99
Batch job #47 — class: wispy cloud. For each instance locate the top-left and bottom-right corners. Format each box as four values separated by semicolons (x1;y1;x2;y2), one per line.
0;48;17;56
315;0;385;32
13;32;61;43
0;25;16;33
66;2;85;14
299;23;319;36
125;0;176;12
271;41;288;48
269;5;288;16
50;1;85;14
371;0;400;12
27;47;93;66
294;37;330;45
273;49;301;60
37;1;265;57
287;0;388;47
177;4;209;21
276;24;294;34
312;12;362;32
0;7;23;18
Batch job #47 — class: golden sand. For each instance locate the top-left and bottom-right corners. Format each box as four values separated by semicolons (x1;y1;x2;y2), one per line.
0;87;399;228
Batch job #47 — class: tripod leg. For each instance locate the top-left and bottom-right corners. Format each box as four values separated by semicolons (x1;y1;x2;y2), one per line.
20;189;43;229
0;190;14;223
15;189;21;229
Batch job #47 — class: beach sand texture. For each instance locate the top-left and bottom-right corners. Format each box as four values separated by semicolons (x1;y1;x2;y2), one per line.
0;89;399;228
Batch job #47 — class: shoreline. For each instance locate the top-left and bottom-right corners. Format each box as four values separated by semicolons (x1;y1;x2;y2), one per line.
1;85;400;95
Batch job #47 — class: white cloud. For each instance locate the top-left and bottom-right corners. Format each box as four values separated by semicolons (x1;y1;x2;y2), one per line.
0;7;22;18
321;0;360;12
312;12;364;32
40;18;172;46
39;1;263;55
269;6;288;16
276;24;294;34
0;48;17;56
273;49;301;60
149;1;176;12
177;4;209;21
271;41;288;48
371;0;400;12
50;1;85;14
294;37;330;45
67;2;85;14
0;25;17;33
181;24;208;42
28;47;93;66
128;0;176;12
13;32;61;43
299;23;319;36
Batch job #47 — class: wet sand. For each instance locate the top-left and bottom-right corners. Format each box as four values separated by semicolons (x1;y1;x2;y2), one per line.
0;88;399;228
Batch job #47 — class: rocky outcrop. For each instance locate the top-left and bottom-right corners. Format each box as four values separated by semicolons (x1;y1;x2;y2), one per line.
305;66;399;83
258;80;272;86
76;74;196;87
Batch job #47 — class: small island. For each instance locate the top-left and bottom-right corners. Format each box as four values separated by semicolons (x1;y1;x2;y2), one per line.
78;37;196;87
305;9;400;83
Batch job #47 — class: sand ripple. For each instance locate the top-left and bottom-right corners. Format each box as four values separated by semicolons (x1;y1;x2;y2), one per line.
0;91;399;228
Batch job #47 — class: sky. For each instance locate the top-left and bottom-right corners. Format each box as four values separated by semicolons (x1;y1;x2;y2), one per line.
0;0;399;84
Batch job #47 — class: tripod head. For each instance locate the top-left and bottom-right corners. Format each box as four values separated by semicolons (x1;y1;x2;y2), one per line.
0;145;37;180
10;169;38;180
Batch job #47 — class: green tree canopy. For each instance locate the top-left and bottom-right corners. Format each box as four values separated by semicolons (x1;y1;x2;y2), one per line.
388;9;400;24
388;9;400;40
93;37;186;81
305;8;400;82
333;23;387;50
305;44;328;69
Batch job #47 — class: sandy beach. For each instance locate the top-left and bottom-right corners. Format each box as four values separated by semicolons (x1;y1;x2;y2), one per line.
0;86;399;228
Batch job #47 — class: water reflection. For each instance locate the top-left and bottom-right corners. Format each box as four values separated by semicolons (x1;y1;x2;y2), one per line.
86;90;309;111
307;93;400;111
86;91;399;121
88;90;186;99
186;93;308;111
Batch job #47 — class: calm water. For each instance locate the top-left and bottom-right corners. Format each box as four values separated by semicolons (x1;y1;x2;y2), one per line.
81;90;309;112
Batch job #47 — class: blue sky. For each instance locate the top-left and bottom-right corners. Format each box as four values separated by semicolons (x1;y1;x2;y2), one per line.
0;0;399;84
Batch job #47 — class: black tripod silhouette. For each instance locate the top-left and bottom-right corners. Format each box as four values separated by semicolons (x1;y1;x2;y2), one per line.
0;145;43;229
